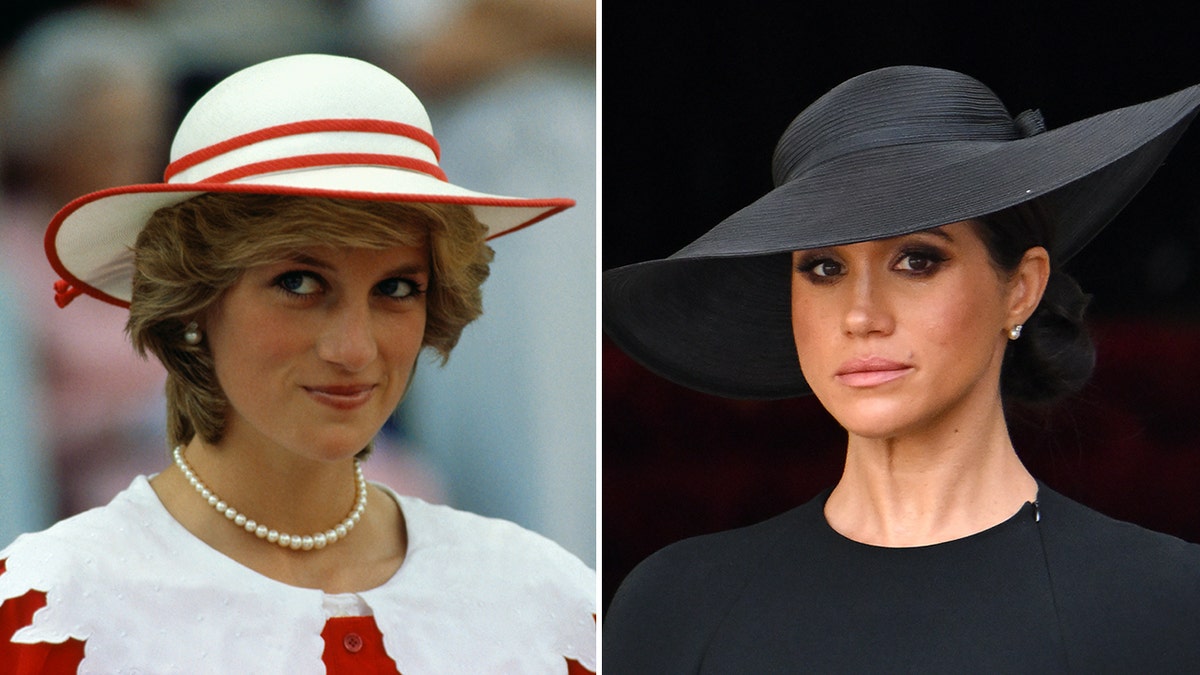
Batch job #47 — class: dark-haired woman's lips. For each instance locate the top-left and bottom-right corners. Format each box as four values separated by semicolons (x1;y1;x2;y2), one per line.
304;384;377;410
834;357;913;388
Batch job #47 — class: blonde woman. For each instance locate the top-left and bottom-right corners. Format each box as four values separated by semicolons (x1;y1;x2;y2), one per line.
0;54;595;673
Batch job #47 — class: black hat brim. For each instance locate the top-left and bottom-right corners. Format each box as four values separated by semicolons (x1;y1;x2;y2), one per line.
604;80;1200;400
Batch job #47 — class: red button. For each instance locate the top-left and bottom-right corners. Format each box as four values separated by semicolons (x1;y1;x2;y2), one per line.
343;632;364;653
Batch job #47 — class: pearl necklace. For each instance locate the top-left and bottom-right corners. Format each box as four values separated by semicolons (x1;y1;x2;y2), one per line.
172;445;367;551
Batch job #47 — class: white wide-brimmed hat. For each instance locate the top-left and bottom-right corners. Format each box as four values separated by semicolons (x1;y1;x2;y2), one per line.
46;53;575;308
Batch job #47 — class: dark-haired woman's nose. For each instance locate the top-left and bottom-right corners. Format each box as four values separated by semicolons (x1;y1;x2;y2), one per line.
842;273;895;338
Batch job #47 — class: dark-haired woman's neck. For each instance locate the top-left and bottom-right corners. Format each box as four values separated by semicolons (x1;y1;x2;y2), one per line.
823;394;1037;548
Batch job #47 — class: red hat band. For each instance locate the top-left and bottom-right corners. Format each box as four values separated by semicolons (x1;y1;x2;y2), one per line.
164;118;446;185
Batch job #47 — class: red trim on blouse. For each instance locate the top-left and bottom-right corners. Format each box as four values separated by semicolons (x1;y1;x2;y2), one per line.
0;561;87;674
1;562;595;673
567;656;595;674
317;615;597;673
321;615;399;673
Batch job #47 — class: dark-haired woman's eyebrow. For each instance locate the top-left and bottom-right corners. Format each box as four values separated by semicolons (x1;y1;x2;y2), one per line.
915;226;954;243
794;246;836;260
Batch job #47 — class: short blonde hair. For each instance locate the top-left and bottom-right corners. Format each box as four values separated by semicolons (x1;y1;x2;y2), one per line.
127;193;493;447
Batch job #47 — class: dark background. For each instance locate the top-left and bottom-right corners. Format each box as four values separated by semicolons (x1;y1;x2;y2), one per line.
602;3;1200;612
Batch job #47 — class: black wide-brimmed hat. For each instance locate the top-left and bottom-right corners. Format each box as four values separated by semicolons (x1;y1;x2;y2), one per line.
603;65;1200;400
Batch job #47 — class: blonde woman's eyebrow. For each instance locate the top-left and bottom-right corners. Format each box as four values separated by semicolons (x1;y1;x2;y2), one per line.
278;251;428;278
385;262;430;277
283;252;335;270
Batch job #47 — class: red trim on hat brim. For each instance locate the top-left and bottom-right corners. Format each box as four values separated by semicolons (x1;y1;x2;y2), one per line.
45;181;574;309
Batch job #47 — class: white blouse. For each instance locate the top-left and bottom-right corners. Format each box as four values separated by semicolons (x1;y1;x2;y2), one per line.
0;476;596;673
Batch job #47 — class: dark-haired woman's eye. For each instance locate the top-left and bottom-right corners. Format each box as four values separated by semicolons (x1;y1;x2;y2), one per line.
895;248;947;275
378;277;423;300
796;256;845;280
277;271;322;296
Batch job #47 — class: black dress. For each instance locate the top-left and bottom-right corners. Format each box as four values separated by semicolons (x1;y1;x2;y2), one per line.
603;485;1200;673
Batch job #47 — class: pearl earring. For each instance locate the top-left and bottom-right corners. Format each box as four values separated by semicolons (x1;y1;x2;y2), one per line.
184;321;202;345
1008;324;1024;341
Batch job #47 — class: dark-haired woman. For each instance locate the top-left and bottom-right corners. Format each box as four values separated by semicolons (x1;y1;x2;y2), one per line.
0;53;595;673
602;66;1200;672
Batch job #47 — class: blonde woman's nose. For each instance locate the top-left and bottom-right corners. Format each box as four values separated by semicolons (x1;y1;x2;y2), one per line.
316;302;378;371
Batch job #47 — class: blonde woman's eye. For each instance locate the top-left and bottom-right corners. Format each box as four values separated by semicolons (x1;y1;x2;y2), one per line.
277;271;322;295
378;277;422;299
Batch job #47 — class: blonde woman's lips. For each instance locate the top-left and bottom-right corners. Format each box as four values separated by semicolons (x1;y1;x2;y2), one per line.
304;384;376;410
834;357;913;388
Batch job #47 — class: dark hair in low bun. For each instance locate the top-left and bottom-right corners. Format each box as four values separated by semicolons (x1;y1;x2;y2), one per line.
1000;271;1095;402
973;201;1096;404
